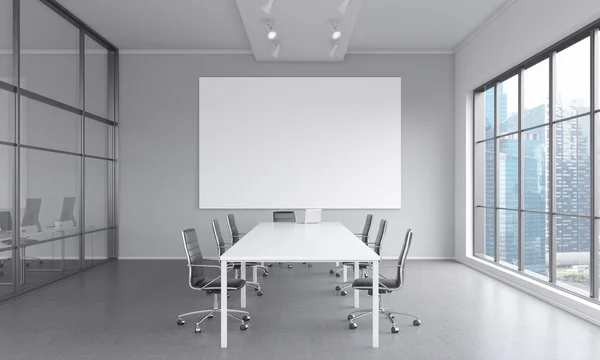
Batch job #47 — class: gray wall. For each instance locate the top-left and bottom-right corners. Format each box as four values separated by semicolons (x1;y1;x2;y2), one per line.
119;54;455;259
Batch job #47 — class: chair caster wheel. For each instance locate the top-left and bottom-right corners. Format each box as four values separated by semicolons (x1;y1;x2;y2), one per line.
329;269;334;274
335;285;341;291
335;273;341;278
257;291;264;296
177;319;185;326
227;294;230;298
195;328;201;334
349;322;357;330
308;263;312;267
391;326;399;334
39;260;43;265
413;319;421;326
208;314;214;319
262;272;268;277
347;314;355;321
389;314;395;319
243;315;250;322
268;263;273;267
25;262;30;268
340;290;347;296
240;323;249;331
288;265;292;269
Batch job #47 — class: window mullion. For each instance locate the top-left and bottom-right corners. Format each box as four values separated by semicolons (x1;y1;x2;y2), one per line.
590;28;598;299
549;51;557;284
495;83;500;263
518;69;525;272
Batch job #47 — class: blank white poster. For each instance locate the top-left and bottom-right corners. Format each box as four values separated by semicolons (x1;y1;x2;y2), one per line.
199;77;401;209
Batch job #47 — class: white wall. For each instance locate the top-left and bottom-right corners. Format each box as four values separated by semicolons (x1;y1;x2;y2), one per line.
119;53;455;259
455;0;600;322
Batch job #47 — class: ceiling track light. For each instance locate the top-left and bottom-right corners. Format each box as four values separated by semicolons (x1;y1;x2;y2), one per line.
329;42;339;58
265;20;277;40
262;0;276;14
271;41;282;58
330;21;342;41
338;0;352;14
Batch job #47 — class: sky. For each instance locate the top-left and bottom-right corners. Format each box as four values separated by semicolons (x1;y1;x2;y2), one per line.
504;37;594;116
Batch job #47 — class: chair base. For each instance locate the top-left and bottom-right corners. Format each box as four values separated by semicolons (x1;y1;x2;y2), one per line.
347;307;420;333
177;309;250;333
177;294;250;333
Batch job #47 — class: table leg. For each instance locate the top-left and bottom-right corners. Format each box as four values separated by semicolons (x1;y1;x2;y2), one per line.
253;264;258;284
354;261;359;308
335;261;339;267
241;261;247;309
372;261;379;348
343;264;347;282
220;260;228;348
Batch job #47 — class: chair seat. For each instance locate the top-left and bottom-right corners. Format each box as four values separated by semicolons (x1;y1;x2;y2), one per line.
352;278;398;294
230;262;260;269
192;278;246;292
342;262;370;269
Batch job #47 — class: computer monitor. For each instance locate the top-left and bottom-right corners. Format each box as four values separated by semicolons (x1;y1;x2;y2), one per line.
21;198;42;232
58;197;77;227
0;211;12;232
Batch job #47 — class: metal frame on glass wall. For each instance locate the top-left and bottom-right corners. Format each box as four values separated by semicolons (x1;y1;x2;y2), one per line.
0;0;119;302
473;18;600;302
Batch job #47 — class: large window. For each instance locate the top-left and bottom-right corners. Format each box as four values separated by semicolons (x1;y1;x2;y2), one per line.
0;0;118;301
474;24;600;302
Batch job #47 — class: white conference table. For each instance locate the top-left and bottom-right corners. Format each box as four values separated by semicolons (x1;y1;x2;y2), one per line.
220;222;381;348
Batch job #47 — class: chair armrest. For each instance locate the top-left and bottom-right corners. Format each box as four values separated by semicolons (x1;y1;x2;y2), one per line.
378;281;392;291
188;264;226;269
202;256;221;261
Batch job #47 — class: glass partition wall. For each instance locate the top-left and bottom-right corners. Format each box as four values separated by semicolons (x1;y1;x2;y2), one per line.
0;0;118;301
473;20;600;302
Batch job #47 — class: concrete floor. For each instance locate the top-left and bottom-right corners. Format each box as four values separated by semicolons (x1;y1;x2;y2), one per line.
0;260;599;360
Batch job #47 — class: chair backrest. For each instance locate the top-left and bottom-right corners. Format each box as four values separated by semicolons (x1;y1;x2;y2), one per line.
273;211;296;223
372;219;387;255
58;196;77;225
181;228;206;288
226;214;241;244
212;219;227;256
21;198;42;228
0;211;12;231
358;214;374;243
394;229;414;288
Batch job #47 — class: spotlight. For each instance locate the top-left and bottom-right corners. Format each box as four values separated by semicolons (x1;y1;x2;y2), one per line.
330;22;341;40
262;0;276;14
271;41;282;58
266;20;277;40
338;0;352;14
329;42;339;58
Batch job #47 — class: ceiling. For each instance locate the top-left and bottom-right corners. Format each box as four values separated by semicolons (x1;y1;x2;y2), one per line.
236;0;364;61
50;0;510;56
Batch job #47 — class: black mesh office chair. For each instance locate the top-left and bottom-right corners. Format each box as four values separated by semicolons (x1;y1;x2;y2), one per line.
176;228;250;334
347;229;420;333
226;214;268;277
272;211;295;269
330;214;373;276
213;220;264;296
335;219;387;295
